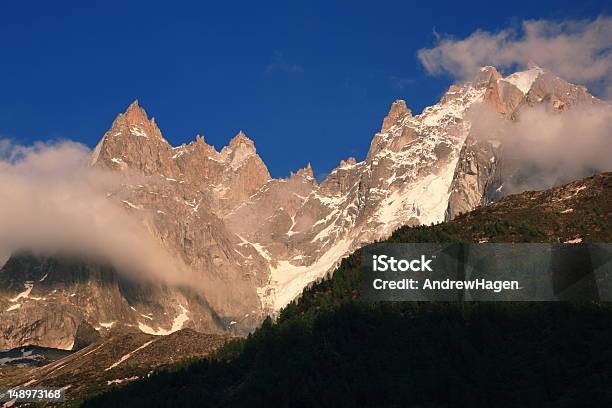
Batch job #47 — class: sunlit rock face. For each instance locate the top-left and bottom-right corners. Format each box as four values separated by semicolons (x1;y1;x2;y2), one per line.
446;65;607;220
2;66;607;348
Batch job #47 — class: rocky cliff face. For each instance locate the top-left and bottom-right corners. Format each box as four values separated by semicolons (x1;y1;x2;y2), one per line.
446;65;605;220
1;67;607;348
0;253;223;350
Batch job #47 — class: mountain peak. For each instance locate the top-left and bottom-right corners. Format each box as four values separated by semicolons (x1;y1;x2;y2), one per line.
339;157;357;168
526;61;542;70
228;130;253;148
122;100;150;124
479;65;498;72
185;134;219;158
381;100;412;131
503;66;545;94
90;101;169;167
194;133;215;149
127;99;140;111
220;131;262;170
108;100;161;136
473;66;502;88
292;162;314;180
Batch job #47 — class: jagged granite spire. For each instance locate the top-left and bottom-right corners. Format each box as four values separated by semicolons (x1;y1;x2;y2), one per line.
472;66;502;88
381;99;412;131
224;130;256;153
339;157;357;167
89;100;174;173
291;162;314;180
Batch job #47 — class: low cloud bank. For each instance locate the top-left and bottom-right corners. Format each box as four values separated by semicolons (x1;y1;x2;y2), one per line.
467;102;612;192
0;140;194;286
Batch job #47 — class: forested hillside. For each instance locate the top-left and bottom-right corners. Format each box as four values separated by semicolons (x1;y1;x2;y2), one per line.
83;173;612;407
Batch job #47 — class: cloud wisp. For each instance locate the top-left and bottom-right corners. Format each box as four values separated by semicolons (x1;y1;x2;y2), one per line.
0;140;195;287
466;101;612;193
418;16;612;98
390;76;415;90
265;51;304;74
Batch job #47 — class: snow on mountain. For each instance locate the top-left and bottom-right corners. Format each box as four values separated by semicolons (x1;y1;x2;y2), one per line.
502;66;545;93
250;80;488;311
138;305;190;336
260;238;354;311
1;66;605;349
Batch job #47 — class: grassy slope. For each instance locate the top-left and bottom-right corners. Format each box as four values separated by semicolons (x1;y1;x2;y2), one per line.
83;173;612;407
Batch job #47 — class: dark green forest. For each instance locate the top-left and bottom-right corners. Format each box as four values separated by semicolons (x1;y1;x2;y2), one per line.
83;256;612;407
83;174;612;407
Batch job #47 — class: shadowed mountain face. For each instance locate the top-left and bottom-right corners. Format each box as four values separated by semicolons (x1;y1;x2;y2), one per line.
0;172;608;406
1;66;609;349
0;254;224;350
81;172;612;408
1;329;231;405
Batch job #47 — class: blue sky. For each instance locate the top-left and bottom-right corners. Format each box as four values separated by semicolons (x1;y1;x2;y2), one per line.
0;1;608;179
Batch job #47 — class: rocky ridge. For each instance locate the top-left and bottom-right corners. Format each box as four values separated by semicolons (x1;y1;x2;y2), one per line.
0;66;608;349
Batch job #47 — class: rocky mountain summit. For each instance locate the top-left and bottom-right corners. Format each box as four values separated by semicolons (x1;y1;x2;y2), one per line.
1;66;608;349
446;65;603;219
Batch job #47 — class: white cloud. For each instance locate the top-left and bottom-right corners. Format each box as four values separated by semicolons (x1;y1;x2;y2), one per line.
0;140;195;287
418;16;612;98
466;102;612;192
